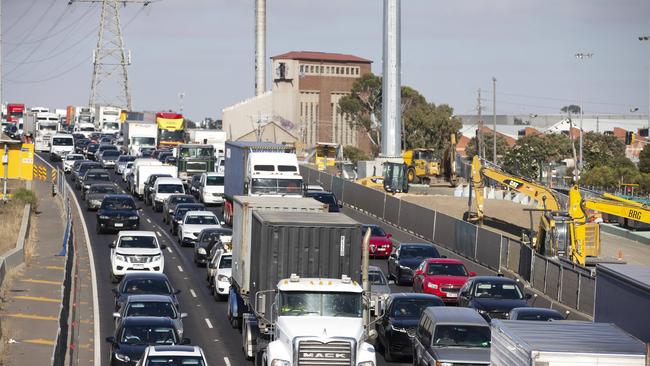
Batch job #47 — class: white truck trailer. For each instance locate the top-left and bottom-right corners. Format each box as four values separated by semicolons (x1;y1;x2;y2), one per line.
187;129;227;157
122;120;158;156
94;105;121;134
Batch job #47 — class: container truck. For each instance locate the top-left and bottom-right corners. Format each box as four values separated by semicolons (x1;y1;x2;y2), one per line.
94;105;121;134
24;112;60;152
187;129;227;157
595;263;650;343
174;143;216;184
156;112;185;147
122;120;158;156
490;319;646;366
228;210;376;366
223;141;303;225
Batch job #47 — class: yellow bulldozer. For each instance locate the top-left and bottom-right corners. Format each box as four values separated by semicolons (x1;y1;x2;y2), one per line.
402;133;457;186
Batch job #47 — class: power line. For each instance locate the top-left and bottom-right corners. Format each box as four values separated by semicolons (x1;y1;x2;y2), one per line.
2;0;38;34
480;89;634;108
5;56;90;84
3;0;61;58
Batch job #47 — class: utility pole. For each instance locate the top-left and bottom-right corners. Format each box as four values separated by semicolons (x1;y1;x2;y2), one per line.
71;0;153;110
381;0;401;157
477;88;483;158
178;92;185;114
255;0;266;96
640;36;649;128
575;52;593;175
492;77;497;164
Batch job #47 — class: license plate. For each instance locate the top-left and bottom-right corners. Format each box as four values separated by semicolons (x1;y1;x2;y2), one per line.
133;264;144;269
114;223;124;227
446;292;458;298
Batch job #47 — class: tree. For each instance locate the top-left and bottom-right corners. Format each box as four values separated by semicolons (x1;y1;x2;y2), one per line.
639;144;650;173
464;133;510;162
402;101;462;151
338;74;382;151
561;105;581;116
501;134;573;180
581;132;626;169
343;145;369;164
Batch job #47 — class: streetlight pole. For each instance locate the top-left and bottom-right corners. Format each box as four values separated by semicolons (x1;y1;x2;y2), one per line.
178;92;185;114
640;36;649;127
492;77;497;164
575;52;593;176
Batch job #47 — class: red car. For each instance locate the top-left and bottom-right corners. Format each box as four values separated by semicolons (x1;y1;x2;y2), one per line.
412;258;476;303
361;224;393;258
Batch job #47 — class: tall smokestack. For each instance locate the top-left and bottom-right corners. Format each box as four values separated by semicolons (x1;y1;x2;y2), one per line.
381;0;401;157
255;0;266;96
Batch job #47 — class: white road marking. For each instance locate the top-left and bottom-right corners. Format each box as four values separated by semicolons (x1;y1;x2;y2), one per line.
146;218;151;223
224;357;231;366
205;318;213;329
190;289;197;298
166;246;172;253
177;265;183;272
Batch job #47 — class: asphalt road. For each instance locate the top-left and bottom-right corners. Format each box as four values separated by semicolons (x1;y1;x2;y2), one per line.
41;152;586;366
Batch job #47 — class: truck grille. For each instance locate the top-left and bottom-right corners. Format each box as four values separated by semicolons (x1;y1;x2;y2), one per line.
127;255;155;263
186;162;207;172
297;339;353;366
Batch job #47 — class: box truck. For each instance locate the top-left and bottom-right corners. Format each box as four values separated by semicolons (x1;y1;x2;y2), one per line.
122;120;158;156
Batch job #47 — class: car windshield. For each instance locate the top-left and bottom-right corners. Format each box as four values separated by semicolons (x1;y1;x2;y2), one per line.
120;326;177;345
171;196;194;204
102;198;135;210
279;291;362;317
90;186;117;194
400;246;438;259
145;356;206;366
363;225;386;237
158;184;184;194
433;325;491;348
185;215;217;225
219;255;232;269
119;236;158;249
206;175;224;186
392;299;441;318
53;137;73;145
79;165;100;174
251;178;303;195
126;301;176;318
427;263;468;276
369;271;387;285
66;155;84;161
85;173;110;181
102;150;120;157
474;282;523;299
123;279;172;294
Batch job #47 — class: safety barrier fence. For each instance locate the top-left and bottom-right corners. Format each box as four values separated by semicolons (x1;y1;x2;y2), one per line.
301;164;595;316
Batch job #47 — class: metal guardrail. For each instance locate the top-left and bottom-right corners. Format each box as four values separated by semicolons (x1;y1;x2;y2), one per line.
300;164;596;317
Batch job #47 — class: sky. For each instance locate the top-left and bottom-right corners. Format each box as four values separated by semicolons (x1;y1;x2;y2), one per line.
3;0;650;122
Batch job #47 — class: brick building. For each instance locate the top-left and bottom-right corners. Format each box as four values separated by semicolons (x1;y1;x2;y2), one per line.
222;51;374;153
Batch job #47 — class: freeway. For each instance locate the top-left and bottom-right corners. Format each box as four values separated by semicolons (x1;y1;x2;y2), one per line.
38;152;586;366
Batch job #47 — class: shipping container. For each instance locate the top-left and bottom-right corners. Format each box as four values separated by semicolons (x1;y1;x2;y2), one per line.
595;263;650;342
231;196;329;293
490;320;646;366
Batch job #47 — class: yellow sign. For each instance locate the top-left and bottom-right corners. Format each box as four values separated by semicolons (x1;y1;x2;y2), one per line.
156;117;184;131
0;142;34;180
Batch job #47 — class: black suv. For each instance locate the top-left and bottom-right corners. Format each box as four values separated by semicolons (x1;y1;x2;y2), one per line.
458;276;532;322
80;169;111;199
143;174;173;206
170;203;206;235
304;190;340;212
388;243;442;285
97;195;139;234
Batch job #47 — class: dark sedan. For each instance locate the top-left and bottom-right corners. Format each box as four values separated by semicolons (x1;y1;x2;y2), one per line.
112;272;180;311
84;143;100;160
86;183;120;210
73;162;102;188
74;138;91;154
457;276;532;322
162;194;196;224
170;203;206;235
388;243;441;285
80;169;112;199
304;190;340;212
193;228;232;266
375;293;445;362
97;195;139;234
106;316;189;366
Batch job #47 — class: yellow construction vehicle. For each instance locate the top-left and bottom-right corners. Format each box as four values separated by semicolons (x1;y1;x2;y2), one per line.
402;133;457;186
314;142;339;171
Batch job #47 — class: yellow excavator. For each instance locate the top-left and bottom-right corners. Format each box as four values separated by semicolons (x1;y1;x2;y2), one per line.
402;133;457;186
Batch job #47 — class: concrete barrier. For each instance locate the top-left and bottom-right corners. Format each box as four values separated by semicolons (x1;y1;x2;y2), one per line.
0;203;31;286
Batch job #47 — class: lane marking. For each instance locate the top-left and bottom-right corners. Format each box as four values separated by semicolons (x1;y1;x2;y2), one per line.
177;265;183;272
166;247;172;253
156;231;162;236
146;218;151;223
3;313;58;321
14;296;60;303
37;154;101;366
204;318;213;329
224;357;231;366
45;266;64;270
23;338;56;346
190;289;197;298
21;279;60;285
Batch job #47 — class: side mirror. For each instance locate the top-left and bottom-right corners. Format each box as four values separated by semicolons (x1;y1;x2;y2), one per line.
112;312;121;318
469;271;477;277
459;291;469;298
111;288;119;296
110;241;116;248
160;244;167;250
180;313;188;319
174;289;181;295
180;338;191;345
366;329;378;341
386;233;393;239
105;336;116;344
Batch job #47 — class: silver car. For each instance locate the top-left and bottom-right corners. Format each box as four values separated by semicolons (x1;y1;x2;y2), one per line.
112;294;187;338
369;265;391;311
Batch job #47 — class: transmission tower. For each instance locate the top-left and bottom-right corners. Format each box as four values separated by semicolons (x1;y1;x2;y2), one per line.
70;0;152;110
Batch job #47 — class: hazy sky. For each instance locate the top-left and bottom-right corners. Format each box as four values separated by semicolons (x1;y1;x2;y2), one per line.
3;0;649;121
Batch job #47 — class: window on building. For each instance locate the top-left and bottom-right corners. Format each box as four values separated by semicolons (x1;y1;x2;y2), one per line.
308;65;313;73
335;67;339;74
300;65;304;74
326;66;330;74
355;68;360;75
320;66;324;73
345;67;349;75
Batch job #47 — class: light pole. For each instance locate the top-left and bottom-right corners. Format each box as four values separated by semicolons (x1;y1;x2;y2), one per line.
575;52;593;175
178;92;185;114
640;36;649;127
492;77;497;164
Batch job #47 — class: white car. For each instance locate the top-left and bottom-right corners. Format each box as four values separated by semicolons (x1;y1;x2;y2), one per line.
122;162;134;182
110;231;165;282
63;154;85;173
178;211;220;247
136;345;207;366
210;251;231;301
152;177;185;212
198;172;224;205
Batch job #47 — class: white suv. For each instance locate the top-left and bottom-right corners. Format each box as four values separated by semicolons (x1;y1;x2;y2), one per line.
152;177;185;212
210;251;231;301
63;154;85;173
110;231;165;282
136;345;207;366
198;172;224;205
178;211;220;247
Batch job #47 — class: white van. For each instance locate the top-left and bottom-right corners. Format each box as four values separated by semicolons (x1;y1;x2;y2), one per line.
152;177;185;212
49;134;75;161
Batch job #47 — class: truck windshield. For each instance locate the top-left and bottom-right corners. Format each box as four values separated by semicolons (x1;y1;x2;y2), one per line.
160;130;185;141
80;126;95;131
104;122;119;129
132;137;156;146
53;137;73;145
433;325;490;348
251;178;303;195
179;147;214;158
279;291;362;318
39;125;58;131
206;176;224;185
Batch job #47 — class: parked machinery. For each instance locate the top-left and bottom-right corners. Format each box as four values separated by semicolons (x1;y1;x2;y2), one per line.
383;161;409;193
402;133;457;186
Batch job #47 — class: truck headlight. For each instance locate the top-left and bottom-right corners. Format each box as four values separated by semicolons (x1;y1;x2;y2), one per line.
427;282;438;290
217;274;229;282
99;215;110;219
270;360;290;366
358;362;375;366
